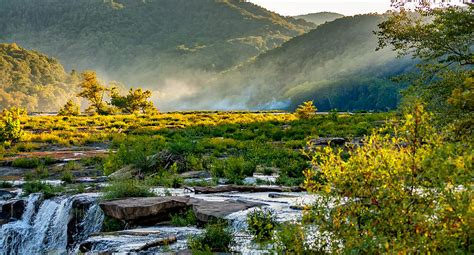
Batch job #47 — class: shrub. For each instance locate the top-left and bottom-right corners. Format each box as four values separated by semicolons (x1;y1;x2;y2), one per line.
0;108;24;143
12;157;55;169
0;181;13;188
170;209;197;227
304;104;472;253
295;101;317;119
22;181;64;199
188;221;233;252
102;180;154;200
61;170;75;184
273;223;311;254
58;99;81;116
247;208;278;241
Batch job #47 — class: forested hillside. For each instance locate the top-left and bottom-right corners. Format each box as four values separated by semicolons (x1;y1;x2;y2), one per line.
295;12;344;26
0;0;314;91
0;43;77;112
184;14;415;111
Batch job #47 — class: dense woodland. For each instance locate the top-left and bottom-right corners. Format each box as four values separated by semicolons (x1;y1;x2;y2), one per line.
0;43;78;112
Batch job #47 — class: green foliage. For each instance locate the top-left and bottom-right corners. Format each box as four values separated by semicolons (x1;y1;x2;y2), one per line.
12;157;55;169
0;0;313;93
61;170;74;184
22;181;64;199
58;99;80;116
170;209;197;227
0;108;24;143
246;208;277;241
77;71;110;115
304;104;472;253
111;87;157;114
0;43;76;112
102;179;154;200
188;221;233;252
0;181;13;188
295;101;317;119
273;223;314;254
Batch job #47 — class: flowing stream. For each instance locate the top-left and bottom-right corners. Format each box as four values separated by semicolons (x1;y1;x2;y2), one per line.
0;187;318;254
0;193;103;255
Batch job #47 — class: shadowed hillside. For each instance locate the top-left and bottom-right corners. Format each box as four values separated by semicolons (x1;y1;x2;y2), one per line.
182;14;415;111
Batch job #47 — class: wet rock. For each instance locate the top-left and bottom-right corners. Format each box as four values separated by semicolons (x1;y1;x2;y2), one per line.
108;165;138;180
268;193;299;198
310;137;346;146
0;199;25;224
191;198;263;224
100;197;191;225
100;196;264;225
75;176;108;184
179;171;211;179
0;189;17;200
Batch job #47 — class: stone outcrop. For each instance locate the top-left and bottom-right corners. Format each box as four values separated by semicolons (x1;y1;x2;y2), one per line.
0;199;25;225
100;197;190;225
100;196;264;226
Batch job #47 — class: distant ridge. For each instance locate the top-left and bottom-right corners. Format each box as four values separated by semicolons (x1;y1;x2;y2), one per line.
295;12;344;26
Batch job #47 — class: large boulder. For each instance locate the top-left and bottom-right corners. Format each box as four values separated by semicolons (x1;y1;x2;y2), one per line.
100;196;264;226
100;197;191;225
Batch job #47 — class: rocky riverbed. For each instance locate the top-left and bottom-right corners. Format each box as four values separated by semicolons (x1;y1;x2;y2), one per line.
0;179;319;254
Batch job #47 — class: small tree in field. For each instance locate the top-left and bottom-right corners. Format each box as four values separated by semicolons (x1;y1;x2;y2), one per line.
77;71;110;115
58;99;80;116
295;101;317;119
0;108;24;143
110;87;157;114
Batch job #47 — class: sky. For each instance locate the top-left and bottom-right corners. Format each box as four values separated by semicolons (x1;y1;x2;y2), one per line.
248;0;393;16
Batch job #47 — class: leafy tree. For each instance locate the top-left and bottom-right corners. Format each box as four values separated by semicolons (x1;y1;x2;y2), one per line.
304;103;472;253
58;99;80;116
295;101;317;119
77;71;110;115
110;87;157;114
0;107;24;143
376;5;473;138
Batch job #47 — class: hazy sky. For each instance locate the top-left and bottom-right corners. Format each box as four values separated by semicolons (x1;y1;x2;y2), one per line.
248;0;392;16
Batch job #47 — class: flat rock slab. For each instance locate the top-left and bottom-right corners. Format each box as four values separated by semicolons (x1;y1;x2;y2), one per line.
100;196;264;225
100;197;190;225
190;198;263;223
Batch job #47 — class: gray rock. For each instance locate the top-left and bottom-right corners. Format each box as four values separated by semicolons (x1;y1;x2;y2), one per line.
100;196;264;226
0;199;25;224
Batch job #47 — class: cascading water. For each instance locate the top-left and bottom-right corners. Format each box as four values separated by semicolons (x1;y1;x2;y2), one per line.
0;194;104;255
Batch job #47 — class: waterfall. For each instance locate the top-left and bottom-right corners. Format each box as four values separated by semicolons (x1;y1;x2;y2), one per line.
0;194;104;255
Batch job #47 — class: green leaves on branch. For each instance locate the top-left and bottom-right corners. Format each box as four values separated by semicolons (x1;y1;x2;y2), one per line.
295;101;317;119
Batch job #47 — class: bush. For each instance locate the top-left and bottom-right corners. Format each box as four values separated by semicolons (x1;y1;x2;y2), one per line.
170;209;197;227
12;157;55;169
22;181;64;199
61;170;74;184
273;223;312;254
295;101;317;119
102;180;154;200
58;99;81;116
0;181;13;188
188;221;233;252
247;208;278;241
304;104;472;253
0;108;24;143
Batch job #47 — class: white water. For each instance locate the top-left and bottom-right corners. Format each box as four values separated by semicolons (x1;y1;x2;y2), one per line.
0;194;103;255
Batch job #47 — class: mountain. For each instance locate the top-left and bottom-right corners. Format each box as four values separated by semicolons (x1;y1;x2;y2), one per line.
0;43;77;112
0;0;315;103
295;12;344;26
181;14;415;111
